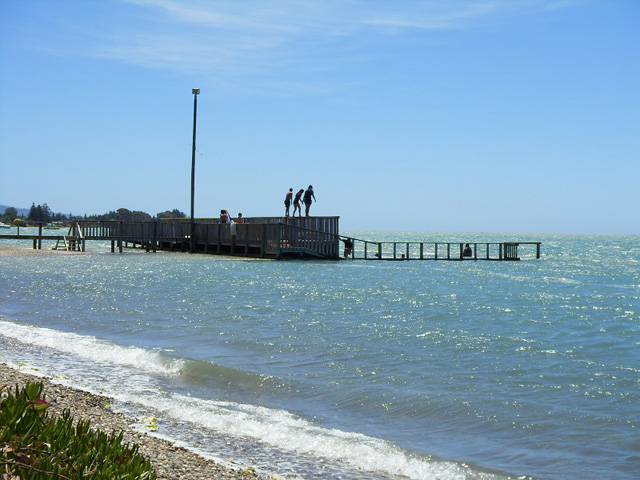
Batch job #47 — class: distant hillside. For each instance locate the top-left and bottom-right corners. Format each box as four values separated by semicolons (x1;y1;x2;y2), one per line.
0;204;29;217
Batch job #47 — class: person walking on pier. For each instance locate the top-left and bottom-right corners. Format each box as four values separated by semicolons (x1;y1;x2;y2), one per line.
284;188;293;217
304;185;316;217
219;209;231;223
293;189;304;218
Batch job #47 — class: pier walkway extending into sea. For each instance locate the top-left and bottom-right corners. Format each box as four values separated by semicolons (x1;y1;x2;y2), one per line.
342;235;541;261
0;218;541;261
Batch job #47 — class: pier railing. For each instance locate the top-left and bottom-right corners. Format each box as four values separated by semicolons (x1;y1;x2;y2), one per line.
342;237;541;261
190;220;339;258
72;218;341;259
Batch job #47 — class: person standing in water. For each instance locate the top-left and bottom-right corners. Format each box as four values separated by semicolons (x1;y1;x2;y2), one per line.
293;189;304;218
342;237;353;259
303;185;316;217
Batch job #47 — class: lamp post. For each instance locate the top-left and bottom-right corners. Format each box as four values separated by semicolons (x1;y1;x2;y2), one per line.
190;87;200;253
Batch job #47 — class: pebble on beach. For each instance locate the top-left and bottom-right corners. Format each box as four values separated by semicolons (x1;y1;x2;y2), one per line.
0;363;266;480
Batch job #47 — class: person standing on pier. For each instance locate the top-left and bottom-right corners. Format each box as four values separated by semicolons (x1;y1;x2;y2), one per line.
304;185;316;217
293;189;304;218
284;188;293;217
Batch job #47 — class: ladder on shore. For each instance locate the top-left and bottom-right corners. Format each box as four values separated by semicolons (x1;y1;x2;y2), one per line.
52;223;83;251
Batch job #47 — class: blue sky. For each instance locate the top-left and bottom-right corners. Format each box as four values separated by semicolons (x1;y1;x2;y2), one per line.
1;0;638;233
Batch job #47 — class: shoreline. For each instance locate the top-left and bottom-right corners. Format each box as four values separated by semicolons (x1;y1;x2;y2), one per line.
0;245;87;256
0;363;266;480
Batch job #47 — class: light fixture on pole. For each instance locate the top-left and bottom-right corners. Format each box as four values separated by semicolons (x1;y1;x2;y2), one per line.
190;87;200;253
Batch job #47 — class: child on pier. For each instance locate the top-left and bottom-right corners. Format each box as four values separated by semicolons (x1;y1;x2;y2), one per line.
284;188;293;217
293;189;304;218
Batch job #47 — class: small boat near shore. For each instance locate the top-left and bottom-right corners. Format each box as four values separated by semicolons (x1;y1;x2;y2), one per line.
0;222;11;229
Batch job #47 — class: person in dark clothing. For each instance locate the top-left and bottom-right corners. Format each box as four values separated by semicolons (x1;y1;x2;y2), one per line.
342;237;353;259
303;185;316;217
293;189;304;218
284;188;293;217
463;243;473;257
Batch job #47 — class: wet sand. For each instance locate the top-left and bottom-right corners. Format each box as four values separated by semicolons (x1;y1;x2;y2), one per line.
0;245;84;256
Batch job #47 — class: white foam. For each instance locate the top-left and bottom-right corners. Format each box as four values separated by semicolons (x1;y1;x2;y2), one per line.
543;276;580;284
121;392;497;480
0;319;183;376
0;318;499;479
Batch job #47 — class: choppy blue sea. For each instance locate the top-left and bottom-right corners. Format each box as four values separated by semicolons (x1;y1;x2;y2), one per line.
1;229;638;479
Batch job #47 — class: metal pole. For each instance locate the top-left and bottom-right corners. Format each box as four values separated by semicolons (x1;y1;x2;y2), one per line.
190;88;200;253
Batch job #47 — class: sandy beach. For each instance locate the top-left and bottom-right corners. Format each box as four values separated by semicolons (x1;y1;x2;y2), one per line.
0;245;86;256
0;363;265;479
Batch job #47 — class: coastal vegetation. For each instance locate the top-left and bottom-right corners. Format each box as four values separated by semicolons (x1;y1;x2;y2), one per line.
0;381;156;479
1;205;186;227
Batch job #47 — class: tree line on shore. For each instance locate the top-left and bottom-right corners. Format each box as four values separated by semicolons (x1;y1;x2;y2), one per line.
1;203;186;227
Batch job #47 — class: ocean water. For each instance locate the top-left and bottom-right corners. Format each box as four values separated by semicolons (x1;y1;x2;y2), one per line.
1;230;638;479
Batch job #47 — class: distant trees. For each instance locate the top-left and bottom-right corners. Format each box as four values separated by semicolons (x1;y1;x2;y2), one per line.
1;207;20;225
87;208;152;222
85;208;186;221
28;203;52;223
2;204;187;225
3;207;17;221
22;203;67;223
156;209;186;219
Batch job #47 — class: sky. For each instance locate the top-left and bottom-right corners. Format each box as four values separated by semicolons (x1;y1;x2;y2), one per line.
1;0;638;234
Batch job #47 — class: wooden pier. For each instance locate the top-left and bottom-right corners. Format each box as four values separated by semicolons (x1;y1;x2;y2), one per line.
0;218;541;261
1;218;341;260
341;236;541;261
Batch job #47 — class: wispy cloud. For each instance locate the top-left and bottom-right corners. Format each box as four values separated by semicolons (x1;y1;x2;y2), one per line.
92;0;576;90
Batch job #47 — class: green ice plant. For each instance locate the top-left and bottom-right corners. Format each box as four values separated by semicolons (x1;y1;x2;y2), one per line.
0;382;156;479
